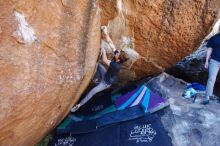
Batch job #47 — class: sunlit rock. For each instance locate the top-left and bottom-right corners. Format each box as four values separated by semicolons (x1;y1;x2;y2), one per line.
0;1;100;145
100;0;220;80
0;0;220;145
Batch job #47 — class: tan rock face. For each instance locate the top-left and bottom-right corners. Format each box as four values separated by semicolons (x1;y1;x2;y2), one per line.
99;0;220;80
0;0;219;145
0;0;100;145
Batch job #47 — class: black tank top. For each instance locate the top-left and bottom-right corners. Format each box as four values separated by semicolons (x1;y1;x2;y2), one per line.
104;61;121;85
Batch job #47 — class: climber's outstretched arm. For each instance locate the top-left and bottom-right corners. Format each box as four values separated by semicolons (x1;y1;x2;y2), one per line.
101;48;111;66
101;26;116;52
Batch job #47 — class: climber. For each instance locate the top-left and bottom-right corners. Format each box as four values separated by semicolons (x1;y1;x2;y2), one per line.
204;25;220;105
71;26;127;112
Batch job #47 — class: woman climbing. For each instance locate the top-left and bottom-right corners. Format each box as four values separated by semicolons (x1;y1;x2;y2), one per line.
71;26;126;112
204;25;220;105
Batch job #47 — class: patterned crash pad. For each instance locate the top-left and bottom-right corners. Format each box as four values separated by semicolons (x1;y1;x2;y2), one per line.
49;114;173;146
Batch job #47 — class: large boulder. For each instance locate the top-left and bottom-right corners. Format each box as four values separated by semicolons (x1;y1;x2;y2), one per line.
0;0;220;145
167;19;220;97
0;0;100;145
99;0;220;80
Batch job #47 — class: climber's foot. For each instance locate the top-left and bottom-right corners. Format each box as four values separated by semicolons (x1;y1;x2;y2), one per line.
71;104;81;113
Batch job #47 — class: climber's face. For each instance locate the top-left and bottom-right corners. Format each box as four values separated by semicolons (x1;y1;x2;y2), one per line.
114;51;120;62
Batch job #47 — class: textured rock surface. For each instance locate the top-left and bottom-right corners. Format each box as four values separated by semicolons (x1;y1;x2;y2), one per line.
0;0;100;145
99;0;220;80
167;19;220;97
0;0;220;145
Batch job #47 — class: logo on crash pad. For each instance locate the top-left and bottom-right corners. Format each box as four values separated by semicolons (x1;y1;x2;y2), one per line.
55;135;76;146
128;124;157;143
92;105;104;111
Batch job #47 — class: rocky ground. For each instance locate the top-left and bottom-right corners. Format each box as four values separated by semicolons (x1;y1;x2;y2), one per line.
147;73;220;146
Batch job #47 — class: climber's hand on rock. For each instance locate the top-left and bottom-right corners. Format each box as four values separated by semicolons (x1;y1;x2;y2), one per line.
101;26;108;35
204;61;209;69
101;48;106;54
100;48;103;55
